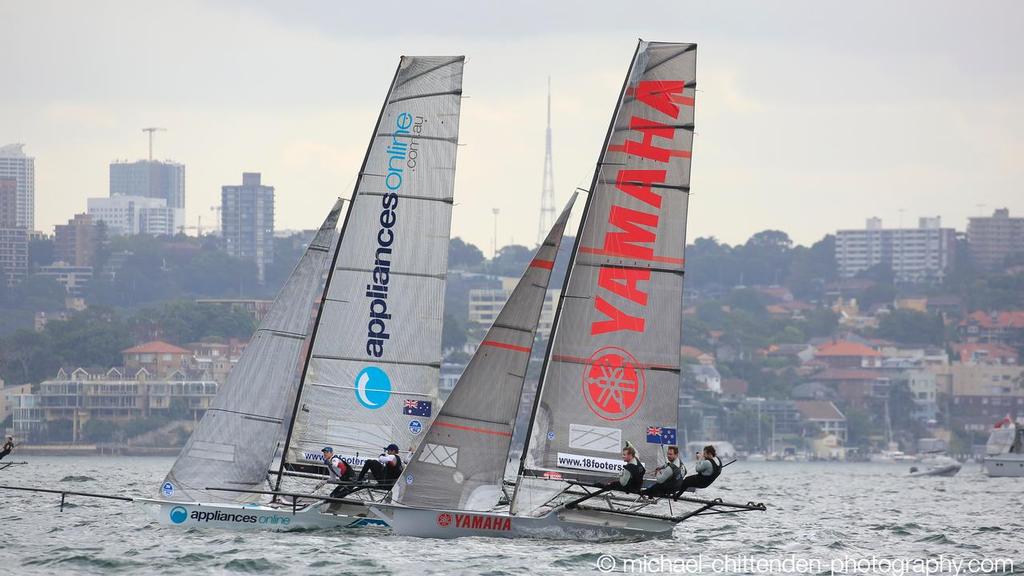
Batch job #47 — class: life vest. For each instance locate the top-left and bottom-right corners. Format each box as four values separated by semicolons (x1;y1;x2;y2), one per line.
666;459;683;482
623;460;645;492
384;454;404;481
328;456;351;480
708;457;722;480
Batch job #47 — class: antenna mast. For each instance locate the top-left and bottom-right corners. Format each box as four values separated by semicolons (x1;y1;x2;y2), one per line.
537;77;556;245
142;127;166;161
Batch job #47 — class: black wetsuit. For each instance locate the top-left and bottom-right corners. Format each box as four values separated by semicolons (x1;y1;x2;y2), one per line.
357;454;404;488
673;457;722;499
0;441;13;461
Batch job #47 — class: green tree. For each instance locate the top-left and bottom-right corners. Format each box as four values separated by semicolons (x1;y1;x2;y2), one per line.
83;419;118;443
442;313;467;351
876;309;945;345
449;237;485;271
9;274;66;311
28;238;55;270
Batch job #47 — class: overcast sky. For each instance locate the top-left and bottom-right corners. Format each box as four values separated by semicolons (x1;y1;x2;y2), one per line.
2;0;1022;250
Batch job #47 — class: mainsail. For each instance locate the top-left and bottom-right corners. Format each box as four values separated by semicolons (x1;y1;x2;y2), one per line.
519;42;696;489
283;56;465;472
161;200;343;503
393;195;576;511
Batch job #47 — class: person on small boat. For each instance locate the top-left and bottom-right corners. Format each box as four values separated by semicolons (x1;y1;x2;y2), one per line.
673;445;722;499
642;445;685;497
318;446;353;498
355;443;404;488
603;444;646;493
0;436;14;461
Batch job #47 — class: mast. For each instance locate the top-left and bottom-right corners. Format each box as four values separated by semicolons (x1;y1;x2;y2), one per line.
511;42;644;511
274;62;405;491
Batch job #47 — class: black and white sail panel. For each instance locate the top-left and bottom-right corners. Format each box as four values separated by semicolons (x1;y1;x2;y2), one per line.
395;196;575;511
161;200;343;503
284;57;465;470
522;42;695;485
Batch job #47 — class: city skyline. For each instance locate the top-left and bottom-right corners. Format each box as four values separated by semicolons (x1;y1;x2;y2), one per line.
2;1;1022;251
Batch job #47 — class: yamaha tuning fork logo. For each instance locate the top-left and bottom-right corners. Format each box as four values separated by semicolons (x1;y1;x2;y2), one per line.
355;366;392;409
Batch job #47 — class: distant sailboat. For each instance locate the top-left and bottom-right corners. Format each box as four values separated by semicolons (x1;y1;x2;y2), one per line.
374;40;766;540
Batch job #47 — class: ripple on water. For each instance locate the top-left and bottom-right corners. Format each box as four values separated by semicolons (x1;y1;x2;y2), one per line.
222;558;282;573
59;475;96;482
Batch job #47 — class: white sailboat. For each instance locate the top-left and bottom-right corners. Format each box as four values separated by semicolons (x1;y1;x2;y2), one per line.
373;40;766;541
140;54;467;530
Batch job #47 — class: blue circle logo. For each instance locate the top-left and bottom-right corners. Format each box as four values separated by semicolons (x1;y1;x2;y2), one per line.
409;420;423;435
169;506;188;524
547;431;556;441
161;482;174;497
355;367;391;410
406;474;414;485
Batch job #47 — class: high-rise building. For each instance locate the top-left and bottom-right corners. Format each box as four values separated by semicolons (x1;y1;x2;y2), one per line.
0;174;28;286
87;195;175;237
0;144;35;230
967;208;1024;270
109;160;185;232
835;217;956;283
54;213;96;267
221;172;274;283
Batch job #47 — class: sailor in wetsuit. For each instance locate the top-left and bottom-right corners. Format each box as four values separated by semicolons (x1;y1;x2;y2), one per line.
0;436;14;461
603;445;646;493
642;445;685;497
356;443;404;488
673;444;723;499
317;446;354;498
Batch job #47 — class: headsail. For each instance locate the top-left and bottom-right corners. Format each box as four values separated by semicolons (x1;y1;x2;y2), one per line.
283;56;465;472
161;199;343;503
394;195;576;511
519;42;696;489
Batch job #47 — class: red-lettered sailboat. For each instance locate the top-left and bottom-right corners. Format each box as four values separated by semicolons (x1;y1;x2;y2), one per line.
372;40;766;540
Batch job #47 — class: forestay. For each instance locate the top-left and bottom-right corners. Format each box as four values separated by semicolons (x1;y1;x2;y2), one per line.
520;42;696;488
394;195;576;511
161;200;343;503
284;56;465;471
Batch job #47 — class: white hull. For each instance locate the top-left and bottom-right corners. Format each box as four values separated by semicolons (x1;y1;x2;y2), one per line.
371;503;674;541
137;498;388;531
984;454;1024;477
908;464;961;477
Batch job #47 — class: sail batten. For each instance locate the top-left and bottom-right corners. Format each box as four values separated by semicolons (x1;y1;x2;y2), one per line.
283;56;465;472
160;199;343;503
518;41;696;503
394;196;577;511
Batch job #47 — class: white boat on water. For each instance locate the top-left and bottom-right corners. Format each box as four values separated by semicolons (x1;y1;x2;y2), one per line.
908;455;961;477
373;41;766;541
983;418;1024;477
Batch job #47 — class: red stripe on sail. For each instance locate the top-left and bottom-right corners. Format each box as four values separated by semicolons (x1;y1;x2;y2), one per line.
551;353;676;371
435;421;512;437
529;258;555;270
481;340;532;353
607;143;692;158
577;246;685;266
669;94;695;107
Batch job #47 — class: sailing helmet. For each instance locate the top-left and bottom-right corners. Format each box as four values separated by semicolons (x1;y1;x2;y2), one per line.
385;443;399;452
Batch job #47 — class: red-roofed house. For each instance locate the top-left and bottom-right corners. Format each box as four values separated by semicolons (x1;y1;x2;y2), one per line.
958;311;1024;345
795;400;847;443
953;343;1019;365
815;340;882;369
122;341;191;377
817;368;890;409
681;345;715;366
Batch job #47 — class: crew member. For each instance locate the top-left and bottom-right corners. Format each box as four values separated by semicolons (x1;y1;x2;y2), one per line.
318;446;353;498
642;445;684;497
604;444;645;493
356;443;404;488
0;436;13;461
673;445;723;499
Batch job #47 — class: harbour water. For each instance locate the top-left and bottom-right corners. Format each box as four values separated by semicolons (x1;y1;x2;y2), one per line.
0;457;1020;575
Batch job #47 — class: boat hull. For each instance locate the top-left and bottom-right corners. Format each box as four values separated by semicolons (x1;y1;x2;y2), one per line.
372;504;674;541
908;464;961;477
137;498;388;531
984;454;1024;477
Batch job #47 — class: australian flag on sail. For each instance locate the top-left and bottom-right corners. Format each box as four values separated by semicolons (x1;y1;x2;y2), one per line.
403;399;432;417
646;426;677;445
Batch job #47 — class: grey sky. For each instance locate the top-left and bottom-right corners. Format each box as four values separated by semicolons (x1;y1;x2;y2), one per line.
2;0;1021;250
